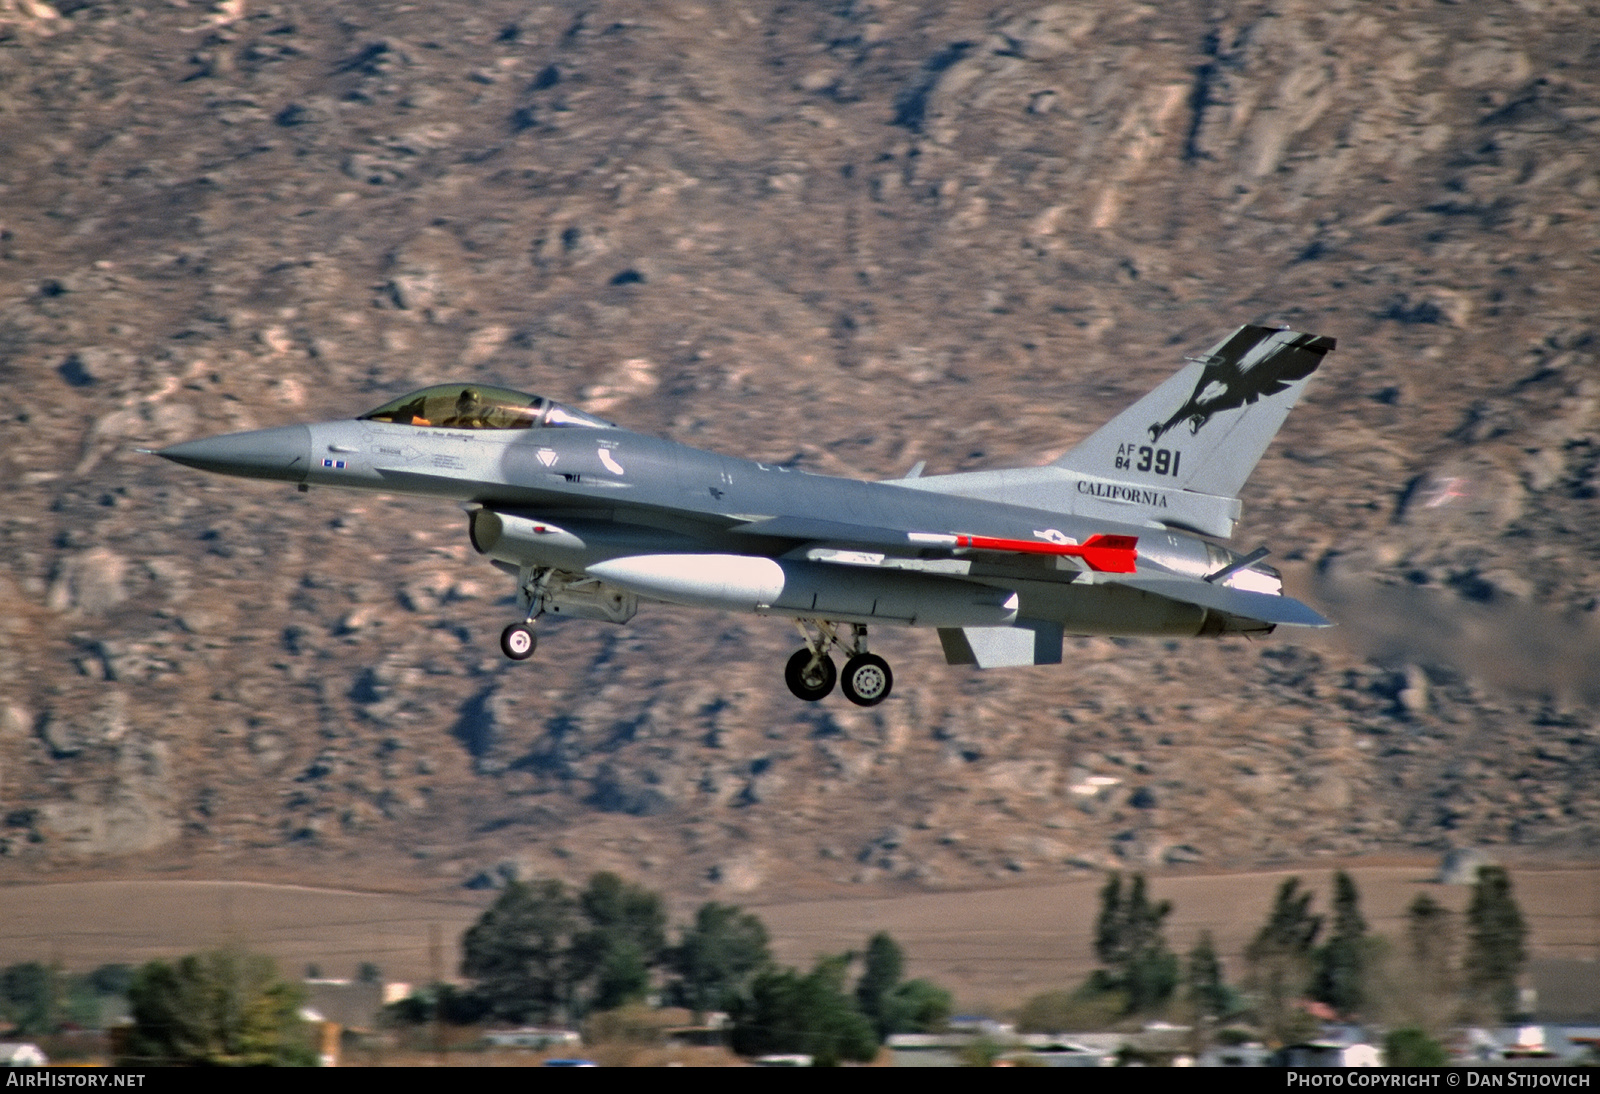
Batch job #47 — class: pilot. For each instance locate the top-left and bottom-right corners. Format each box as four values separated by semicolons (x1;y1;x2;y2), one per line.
447;387;483;428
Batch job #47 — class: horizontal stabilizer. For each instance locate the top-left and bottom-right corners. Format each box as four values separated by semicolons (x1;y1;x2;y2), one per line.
1111;575;1331;627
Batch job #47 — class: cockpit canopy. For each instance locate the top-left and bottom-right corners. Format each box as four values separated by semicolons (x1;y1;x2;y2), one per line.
360;384;613;431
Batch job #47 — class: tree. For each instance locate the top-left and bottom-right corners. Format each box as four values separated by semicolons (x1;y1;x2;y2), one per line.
1465;865;1527;1021
0;963;59;1037
1246;877;1323;1045
1384;1027;1449;1066
730;954;877;1066
1313;870;1369;1015
855;932;904;1039
1015;989;1123;1033
460;878;577;1023
666;902;772;1014
1408;894;1459;1029
1372;892;1458;1036
1185;931;1232;1020
1091;872;1178;1013
889;978;953;1034
854;932;952;1040
120;949;314;1066
568;872;668;1013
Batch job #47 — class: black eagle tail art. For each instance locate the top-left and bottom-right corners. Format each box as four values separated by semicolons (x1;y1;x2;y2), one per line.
1148;328;1331;443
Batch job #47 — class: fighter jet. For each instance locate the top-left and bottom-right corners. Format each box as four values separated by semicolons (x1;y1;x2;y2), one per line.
154;324;1334;707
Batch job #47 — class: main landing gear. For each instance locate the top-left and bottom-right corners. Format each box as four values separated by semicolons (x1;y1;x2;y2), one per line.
786;622;893;707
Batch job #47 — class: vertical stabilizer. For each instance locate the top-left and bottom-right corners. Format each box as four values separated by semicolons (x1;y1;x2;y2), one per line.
886;324;1334;539
1051;326;1334;500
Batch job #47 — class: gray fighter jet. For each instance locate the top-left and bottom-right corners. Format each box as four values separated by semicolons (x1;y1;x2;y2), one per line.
155;324;1334;706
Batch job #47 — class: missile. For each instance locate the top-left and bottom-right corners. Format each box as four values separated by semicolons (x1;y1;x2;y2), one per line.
906;532;1139;572
587;554;1019;628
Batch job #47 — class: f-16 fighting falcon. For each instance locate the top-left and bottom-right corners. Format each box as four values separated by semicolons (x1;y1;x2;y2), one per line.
154;324;1335;707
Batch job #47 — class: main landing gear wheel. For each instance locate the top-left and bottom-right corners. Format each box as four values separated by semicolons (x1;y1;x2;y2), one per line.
841;653;893;707
785;648;836;701
500;623;537;661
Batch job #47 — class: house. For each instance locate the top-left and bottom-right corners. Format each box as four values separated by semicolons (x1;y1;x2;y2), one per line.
0;1043;47;1067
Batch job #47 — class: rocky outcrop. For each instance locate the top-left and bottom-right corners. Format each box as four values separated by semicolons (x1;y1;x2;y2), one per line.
0;1;1595;895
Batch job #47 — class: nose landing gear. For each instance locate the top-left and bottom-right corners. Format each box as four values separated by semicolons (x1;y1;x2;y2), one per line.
499;566;550;662
500;623;537;660
786;622;893;706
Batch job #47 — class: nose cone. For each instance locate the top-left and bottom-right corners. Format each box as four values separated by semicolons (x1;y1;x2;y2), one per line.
156;424;312;484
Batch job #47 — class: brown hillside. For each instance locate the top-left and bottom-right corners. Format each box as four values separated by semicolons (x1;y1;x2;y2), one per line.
0;0;1596;901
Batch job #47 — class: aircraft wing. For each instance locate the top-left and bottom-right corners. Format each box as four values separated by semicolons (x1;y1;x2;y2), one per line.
730;515;916;550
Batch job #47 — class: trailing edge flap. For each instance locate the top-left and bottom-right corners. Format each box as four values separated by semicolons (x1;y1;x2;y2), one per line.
939;620;1065;668
1110;576;1332;627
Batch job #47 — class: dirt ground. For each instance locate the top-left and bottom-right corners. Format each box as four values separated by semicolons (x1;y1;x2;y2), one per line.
2;862;1595;1011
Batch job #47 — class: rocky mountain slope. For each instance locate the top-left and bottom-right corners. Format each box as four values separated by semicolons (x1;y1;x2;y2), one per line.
1;0;1596;899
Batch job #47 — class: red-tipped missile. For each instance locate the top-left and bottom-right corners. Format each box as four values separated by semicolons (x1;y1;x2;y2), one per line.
906;532;1138;572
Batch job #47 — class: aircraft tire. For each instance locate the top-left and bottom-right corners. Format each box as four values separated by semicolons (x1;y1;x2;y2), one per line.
784;648;836;701
840;653;892;707
500;623;537;661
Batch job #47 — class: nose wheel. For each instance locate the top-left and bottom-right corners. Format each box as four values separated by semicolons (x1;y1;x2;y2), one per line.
499;566;551;662
500;623;537;660
787;622;892;705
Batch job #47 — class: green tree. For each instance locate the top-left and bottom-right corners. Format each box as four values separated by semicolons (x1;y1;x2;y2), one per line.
1016;989;1123;1033
1372;893;1459;1036
730;955;878;1066
1465;865;1527;1021
1408;894;1459;1030
885;978;953;1035
0;962;59;1036
1313;870;1369;1015
1384;1027;1449;1066
666;902;772;1014
460;878;577;1023
1091;872;1178;1013
855;932;903;1039
1185;931;1233;1019
120;949;314;1066
88;963;134;999
853;932;952;1040
568;872;668;1013
1246;877;1323;1045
